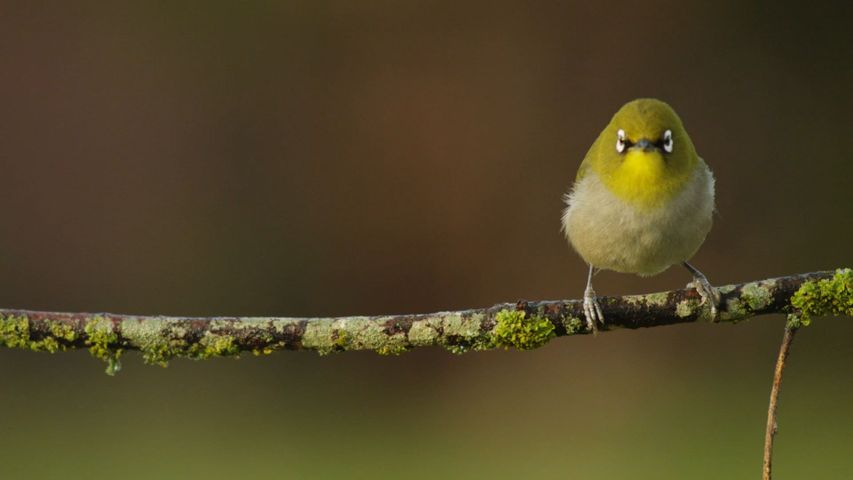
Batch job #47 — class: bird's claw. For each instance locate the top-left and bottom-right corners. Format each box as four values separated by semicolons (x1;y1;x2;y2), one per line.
583;289;604;334
688;274;721;321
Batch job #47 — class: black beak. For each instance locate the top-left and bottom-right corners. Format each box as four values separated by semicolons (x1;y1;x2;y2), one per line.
633;138;658;152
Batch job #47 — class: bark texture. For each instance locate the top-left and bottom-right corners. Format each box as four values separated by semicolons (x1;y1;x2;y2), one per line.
763;325;798;480
0;270;844;374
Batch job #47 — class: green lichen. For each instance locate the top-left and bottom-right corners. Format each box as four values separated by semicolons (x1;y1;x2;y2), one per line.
122;318;246;365
407;319;441;346
442;313;485;340
137;333;240;365
302;320;343;355
0;315;76;353
35;336;61;353
330;330;350;352
675;300;692;318
375;341;409;356
120;318;184;367
49;322;77;342
141;337;187;366
446;313;493;351
30;320;81;352
741;282;774;312
0;315;81;354
643;292;669;306
562;316;585;335
492;309;555;350
788;268;853;328
0;315;30;349
723;297;747;321
190;334;241;359
251;332;278;356
84;316;122;375
444;316;493;352
437;312;499;354
302;317;398;354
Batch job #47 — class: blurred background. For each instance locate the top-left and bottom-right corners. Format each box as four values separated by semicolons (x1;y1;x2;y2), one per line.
0;1;851;478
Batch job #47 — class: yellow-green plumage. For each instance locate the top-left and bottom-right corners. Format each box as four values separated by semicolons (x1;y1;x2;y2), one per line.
563;98;719;331
562;98;715;277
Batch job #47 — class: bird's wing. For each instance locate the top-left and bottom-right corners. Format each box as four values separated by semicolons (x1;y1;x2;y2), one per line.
574;148;594;182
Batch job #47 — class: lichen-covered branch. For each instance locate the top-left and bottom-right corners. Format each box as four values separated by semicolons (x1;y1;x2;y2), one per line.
0;269;850;374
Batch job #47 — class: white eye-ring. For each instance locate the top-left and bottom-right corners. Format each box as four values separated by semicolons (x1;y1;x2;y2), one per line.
662;129;673;153
616;129;626;153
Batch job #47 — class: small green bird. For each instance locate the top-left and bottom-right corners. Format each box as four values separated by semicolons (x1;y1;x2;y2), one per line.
562;99;720;332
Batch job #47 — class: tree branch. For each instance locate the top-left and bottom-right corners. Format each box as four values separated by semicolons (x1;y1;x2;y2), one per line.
763;325;798;480
0;269;848;374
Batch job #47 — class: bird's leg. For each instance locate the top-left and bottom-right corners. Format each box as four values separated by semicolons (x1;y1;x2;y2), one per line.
583;265;604;333
683;262;721;320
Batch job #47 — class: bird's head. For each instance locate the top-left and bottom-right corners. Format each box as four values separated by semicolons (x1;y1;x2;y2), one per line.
588;98;699;208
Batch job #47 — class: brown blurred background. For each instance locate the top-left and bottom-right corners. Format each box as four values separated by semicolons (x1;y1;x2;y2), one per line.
0;1;851;478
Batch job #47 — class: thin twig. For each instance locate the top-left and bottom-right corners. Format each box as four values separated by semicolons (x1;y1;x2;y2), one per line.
762;325;798;480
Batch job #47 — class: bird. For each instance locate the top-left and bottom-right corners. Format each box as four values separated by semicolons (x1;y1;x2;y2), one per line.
561;98;720;332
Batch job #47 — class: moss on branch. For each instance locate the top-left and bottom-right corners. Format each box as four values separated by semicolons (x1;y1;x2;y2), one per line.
0;269;849;374
787;268;852;328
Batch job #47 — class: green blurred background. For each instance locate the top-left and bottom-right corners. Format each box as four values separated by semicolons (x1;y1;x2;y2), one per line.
1;1;851;479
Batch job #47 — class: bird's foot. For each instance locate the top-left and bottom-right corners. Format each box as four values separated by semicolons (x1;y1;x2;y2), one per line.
583;287;604;334
687;273;721;321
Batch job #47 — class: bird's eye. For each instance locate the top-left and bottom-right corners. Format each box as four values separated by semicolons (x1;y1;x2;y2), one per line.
616;129;626;153
662;129;673;153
